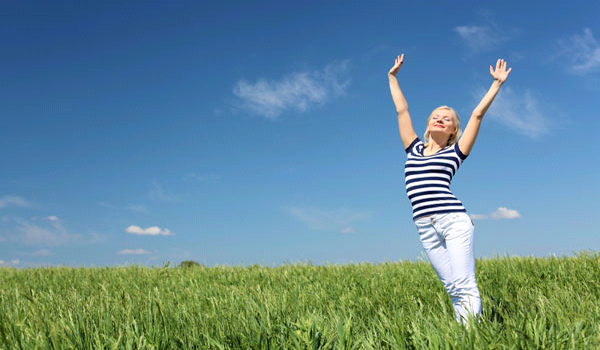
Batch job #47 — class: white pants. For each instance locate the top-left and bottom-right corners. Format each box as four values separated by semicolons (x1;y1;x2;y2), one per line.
415;212;481;323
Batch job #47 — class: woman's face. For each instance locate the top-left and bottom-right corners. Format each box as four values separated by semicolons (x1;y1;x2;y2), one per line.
427;109;457;137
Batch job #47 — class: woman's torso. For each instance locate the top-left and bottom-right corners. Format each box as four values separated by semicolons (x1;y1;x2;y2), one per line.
404;138;468;220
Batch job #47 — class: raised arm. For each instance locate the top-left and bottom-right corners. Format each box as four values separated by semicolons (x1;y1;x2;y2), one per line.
388;54;418;150
458;59;512;156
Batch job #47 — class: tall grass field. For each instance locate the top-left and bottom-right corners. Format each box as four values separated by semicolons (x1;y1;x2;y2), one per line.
1;253;599;349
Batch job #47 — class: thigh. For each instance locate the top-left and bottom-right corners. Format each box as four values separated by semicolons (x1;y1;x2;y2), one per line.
443;213;476;280
415;219;454;284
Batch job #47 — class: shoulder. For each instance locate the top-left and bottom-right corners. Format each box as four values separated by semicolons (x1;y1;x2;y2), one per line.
405;137;422;154
452;142;468;160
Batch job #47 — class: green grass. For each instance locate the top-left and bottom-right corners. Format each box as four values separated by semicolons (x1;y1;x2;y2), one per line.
1;252;599;349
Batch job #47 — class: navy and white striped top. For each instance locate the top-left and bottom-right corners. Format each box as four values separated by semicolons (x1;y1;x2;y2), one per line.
404;138;468;220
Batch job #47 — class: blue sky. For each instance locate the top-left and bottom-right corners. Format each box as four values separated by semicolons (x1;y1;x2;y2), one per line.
1;1;599;267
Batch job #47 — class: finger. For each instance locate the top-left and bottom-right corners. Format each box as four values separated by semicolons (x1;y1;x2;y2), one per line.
506;67;512;75
496;59;501;70
489;65;494;75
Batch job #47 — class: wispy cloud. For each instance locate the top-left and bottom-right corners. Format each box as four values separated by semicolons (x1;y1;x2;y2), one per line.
17;249;52;257
471;207;522;220
339;226;355;234
455;26;502;53
99;202;149;213
555;28;600;74
0;196;32;209
10;216;83;246
0;259;20;266
98;202;116;209
475;87;554;139
125;205;149;213
454;9;514;54
233;60;350;119
167;248;193;260
117;248;153;255
125;225;174;236
288;206;369;233
148;180;180;202
183;173;220;182
31;249;51;257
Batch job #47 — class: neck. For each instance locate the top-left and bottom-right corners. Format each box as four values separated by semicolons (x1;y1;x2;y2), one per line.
426;134;449;150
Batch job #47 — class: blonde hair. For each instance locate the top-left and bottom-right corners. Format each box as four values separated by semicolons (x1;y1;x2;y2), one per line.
424;106;462;146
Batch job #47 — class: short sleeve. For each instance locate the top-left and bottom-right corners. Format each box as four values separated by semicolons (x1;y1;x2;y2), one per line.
454;142;468;160
405;137;420;154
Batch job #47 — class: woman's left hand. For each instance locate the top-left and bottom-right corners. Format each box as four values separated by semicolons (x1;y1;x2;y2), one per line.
489;59;512;84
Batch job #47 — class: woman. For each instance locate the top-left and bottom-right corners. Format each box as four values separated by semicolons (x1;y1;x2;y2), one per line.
388;54;511;323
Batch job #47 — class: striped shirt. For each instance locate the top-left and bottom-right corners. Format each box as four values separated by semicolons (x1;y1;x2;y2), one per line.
404;138;468;220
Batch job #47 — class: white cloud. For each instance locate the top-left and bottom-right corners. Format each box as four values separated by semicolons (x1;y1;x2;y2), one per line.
490;207;522;219
475;87;555;139
555;28;600;74
233;60;350;119
288;206;369;232
0;196;32;209
125;225;174;236
47;215;58;221
117;248;152;255
471;207;522;220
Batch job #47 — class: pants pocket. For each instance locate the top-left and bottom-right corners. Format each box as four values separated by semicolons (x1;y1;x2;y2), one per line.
443;213;473;231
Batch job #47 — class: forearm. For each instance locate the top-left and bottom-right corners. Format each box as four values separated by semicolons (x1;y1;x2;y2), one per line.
472;80;503;119
459;58;511;155
388;75;409;113
388;74;417;148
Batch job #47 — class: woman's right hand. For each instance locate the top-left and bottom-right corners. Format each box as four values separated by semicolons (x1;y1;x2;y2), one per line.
388;54;404;76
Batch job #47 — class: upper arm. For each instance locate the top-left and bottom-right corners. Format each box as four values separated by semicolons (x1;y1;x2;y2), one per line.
457;114;483;156
397;110;418;150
